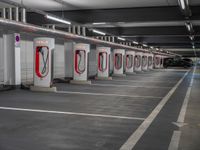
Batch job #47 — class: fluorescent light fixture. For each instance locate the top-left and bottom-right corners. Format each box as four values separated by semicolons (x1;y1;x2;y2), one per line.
142;44;148;47
117;37;126;41
179;0;186;10
133;41;139;44
46;15;71;25
189;35;194;41
185;22;193;32
92;22;106;25
92;29;106;35
186;24;191;31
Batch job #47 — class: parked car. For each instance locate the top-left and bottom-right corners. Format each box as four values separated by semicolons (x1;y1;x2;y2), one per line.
163;58;193;68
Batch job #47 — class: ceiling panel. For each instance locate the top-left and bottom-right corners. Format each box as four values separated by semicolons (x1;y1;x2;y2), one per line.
10;0;179;11
190;0;200;5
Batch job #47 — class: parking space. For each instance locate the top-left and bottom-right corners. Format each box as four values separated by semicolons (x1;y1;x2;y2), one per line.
0;69;189;150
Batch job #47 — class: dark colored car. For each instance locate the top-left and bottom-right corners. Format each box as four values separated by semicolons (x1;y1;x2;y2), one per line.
163;58;193;68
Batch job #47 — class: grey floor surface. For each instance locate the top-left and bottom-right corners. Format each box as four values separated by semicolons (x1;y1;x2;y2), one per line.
0;68;197;150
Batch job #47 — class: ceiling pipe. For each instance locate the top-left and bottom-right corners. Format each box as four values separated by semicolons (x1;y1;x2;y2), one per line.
0;18;177;57
178;0;192;18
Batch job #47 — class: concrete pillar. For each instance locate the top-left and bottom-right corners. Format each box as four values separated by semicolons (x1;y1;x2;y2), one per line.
21;8;26;23
14;7;19;21
82;27;86;36
3;33;21;86
72;26;76;34
77;26;81;35
2;8;6;19
8;8;12;20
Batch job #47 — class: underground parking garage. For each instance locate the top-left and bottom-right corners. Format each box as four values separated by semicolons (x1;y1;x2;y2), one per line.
0;0;200;150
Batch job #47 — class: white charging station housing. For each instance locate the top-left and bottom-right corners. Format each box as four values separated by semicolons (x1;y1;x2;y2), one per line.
154;55;161;69
142;53;148;71
33;38;55;88
72;43;90;82
125;51;135;74
135;52;143;72
148;53;154;70
96;47;111;79
113;49;125;76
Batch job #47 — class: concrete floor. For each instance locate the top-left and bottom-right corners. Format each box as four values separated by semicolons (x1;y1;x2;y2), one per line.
178;67;200;150
0;68;198;150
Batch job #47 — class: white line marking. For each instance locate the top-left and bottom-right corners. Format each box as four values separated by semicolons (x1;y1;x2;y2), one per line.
56;91;163;99
169;66;196;150
176;85;192;123
0;106;145;121
168;131;181;150
111;79;176;83
120;70;189;150
173;66;196;127
92;83;172;89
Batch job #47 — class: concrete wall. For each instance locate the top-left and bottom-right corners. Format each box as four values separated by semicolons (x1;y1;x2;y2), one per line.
0;36;3;83
88;48;97;77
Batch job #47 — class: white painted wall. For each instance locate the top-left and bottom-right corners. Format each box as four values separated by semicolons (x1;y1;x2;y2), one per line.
54;44;65;78
20;40;34;83
0;36;3;83
88;48;97;77
64;42;73;78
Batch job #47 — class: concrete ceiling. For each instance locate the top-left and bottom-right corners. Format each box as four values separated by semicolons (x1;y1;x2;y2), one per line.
2;0;200;57
9;0;200;11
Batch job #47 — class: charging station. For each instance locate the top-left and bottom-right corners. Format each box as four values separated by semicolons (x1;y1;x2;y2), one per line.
148;53;154;70
70;43;91;84
113;49;125;76
125;51;135;74
96;47;112;80
31;37;56;92
154;55;161;69
142;53;148;71
135;52;143;72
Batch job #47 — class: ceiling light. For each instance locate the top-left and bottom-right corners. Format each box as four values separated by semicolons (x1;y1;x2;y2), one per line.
150;46;154;49
178;0;186;10
189;35;194;41
46;15;71;25
92;22;106;25
192;45;195;49
92;29;106;35
185;22;193;32
117;37;126;41
133;41;139;45
142;44;148;47
156;48;159;51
